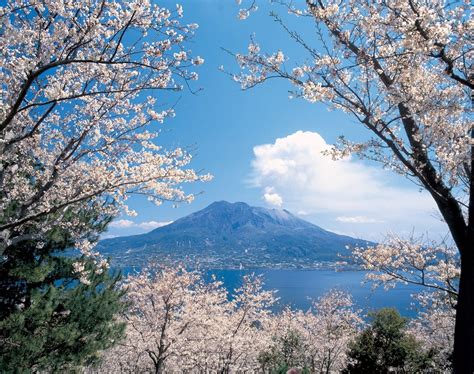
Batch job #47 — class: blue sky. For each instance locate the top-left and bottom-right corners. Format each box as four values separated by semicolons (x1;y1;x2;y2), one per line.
105;1;448;241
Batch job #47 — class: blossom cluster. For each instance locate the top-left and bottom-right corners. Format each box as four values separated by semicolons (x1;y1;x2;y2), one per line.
100;266;276;372
99;266;364;373
352;234;459;297
0;1;209;260
265;290;363;372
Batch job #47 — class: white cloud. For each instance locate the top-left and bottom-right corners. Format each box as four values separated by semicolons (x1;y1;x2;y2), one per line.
251;131;446;239
335;216;381;224
110;219;172;230
109;219;135;228
297;210;310;216
263;187;283;207
137;220;173;230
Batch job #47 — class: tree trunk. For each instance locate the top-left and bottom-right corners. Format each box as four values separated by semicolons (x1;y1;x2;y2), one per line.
453;244;474;373
454;119;474;373
155;358;164;374
428;189;472;373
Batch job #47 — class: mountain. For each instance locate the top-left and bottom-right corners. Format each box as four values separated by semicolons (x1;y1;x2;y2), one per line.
98;201;373;269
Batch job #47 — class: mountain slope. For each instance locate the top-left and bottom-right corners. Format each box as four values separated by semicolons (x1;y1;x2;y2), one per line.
98;201;372;268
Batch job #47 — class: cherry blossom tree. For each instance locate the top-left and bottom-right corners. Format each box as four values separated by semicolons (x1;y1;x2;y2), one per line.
263;290;362;372
0;0;209;260
232;0;472;369
100;266;228;373
214;274;276;373
100;267;277;373
308;290;363;372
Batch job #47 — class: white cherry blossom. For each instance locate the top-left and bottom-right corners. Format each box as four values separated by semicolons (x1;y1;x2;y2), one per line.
0;1;210;259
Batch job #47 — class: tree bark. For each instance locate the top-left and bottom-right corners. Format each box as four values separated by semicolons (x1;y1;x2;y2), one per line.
154;358;164;374
453;116;474;373
454;243;474;373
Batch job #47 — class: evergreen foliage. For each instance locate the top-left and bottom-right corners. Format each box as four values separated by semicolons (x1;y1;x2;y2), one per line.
258;330;309;373
343;308;434;373
0;208;126;372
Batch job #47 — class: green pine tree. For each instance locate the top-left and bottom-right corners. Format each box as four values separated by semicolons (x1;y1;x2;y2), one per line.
258;330;310;374
343;308;434;374
0;207;126;373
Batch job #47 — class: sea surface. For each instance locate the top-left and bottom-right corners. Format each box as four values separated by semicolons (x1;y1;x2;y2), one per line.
123;267;421;317
206;269;419;317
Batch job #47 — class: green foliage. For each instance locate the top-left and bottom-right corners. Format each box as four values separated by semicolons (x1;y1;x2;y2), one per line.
258;330;310;374
0;260;126;372
0;208;126;373
1;206;110;316
344;308;434;373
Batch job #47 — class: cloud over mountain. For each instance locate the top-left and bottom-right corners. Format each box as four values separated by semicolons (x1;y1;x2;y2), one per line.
106;219;173;238
251;131;446;239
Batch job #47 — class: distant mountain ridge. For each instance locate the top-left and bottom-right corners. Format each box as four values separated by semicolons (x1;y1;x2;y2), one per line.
98;201;373;268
